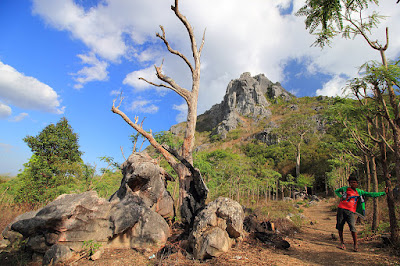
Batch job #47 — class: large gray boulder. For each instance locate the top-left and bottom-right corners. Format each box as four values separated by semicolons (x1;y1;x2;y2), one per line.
189;197;245;260
109;152;174;219
3;153;173;256
108;197;170;250
4;191;170;254
9;191;113;253
42;244;75;265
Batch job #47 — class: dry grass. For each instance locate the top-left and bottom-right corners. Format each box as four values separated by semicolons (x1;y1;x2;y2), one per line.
0;203;41;238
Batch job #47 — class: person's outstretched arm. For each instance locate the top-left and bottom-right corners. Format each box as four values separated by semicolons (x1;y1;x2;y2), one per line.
359;188;387;198
335;186;346;197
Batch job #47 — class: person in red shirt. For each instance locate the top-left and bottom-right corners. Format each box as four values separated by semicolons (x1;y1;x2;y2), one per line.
335;175;387;252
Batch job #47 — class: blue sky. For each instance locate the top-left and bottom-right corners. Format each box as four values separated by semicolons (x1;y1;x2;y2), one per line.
1;0;399;176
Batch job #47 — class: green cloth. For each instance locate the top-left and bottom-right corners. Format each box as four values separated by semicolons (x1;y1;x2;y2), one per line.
334;186;386;217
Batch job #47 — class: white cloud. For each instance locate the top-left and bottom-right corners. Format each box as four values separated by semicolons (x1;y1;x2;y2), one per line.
0;102;12;119
136;48;162;63
32;0;127;62
0;61;64;114
123;65;169;93
173;103;187;123
32;0;400;111
10;113;29;122
72;53;109;89
316;76;348;97
128;99;159;114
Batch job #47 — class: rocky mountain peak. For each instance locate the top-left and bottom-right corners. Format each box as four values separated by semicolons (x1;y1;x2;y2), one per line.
173;72;294;138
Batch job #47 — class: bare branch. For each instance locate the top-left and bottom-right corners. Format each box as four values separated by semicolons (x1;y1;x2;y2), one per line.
171;0;202;70
140;117;146;128
112;91;124;109
120;146;126;161
156;25;194;73
383;27;389;51
343;120;372;153
199;28;206;55
138;77;174;91
154;65;191;102
138;64;191;103
344;148;363;164
344;14;380;50
139;139;146;152
380;133;395;153
111;99;179;171
366;116;381;144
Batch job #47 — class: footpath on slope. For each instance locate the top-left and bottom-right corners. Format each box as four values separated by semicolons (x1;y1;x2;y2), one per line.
262;199;400;265
19;199;398;266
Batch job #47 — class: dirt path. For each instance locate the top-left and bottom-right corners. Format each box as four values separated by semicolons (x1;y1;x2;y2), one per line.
42;200;400;265
267;200;399;265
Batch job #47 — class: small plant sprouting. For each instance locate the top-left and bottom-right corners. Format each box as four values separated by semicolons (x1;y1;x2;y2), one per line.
82;240;102;256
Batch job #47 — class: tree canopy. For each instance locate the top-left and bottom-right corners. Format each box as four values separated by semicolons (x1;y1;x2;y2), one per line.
24;117;82;164
15;117;83;203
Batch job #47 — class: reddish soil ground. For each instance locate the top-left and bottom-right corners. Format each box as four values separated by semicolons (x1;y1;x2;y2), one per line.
77;200;400;266
1;200;399;265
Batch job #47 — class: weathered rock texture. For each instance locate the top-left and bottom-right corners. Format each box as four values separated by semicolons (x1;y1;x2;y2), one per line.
2;152;171;263
108;198;170;250
109;152;174;219
42;244;75;265
12;191;113;244
194;72;293;138
251;121;279;145
189;197;244;260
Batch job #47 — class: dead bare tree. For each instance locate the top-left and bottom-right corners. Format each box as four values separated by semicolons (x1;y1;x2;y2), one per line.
111;0;207;225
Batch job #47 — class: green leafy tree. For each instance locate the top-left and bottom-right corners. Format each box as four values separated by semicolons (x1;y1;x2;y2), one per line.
15;117;83;203
24;117;82;164
297;0;399;242
274;112;318;178
296;174;315;193
296;0;382;48
154;131;183;151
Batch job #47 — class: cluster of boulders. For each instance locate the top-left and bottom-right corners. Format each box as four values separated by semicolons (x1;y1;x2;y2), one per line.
189;197;244;260
1;152;245;264
292;192;320;202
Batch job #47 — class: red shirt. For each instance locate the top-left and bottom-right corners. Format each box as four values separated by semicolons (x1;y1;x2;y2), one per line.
338;187;360;213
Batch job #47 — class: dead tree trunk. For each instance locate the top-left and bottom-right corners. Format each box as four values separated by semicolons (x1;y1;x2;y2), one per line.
112;0;207;226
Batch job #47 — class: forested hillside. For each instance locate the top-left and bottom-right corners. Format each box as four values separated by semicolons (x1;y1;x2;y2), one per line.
0;74;396;206
149;73;396;206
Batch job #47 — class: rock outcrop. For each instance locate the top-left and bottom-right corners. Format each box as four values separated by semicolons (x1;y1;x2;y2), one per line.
109;152;174;220
252;121;279;145
194;72;293;138
189;197;244;260
108;199;170;250
2;152;172;264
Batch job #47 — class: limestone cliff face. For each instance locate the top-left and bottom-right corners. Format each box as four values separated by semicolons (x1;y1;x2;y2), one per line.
194;72;293;138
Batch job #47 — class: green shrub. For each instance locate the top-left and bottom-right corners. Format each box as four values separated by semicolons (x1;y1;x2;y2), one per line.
82;240;102;256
